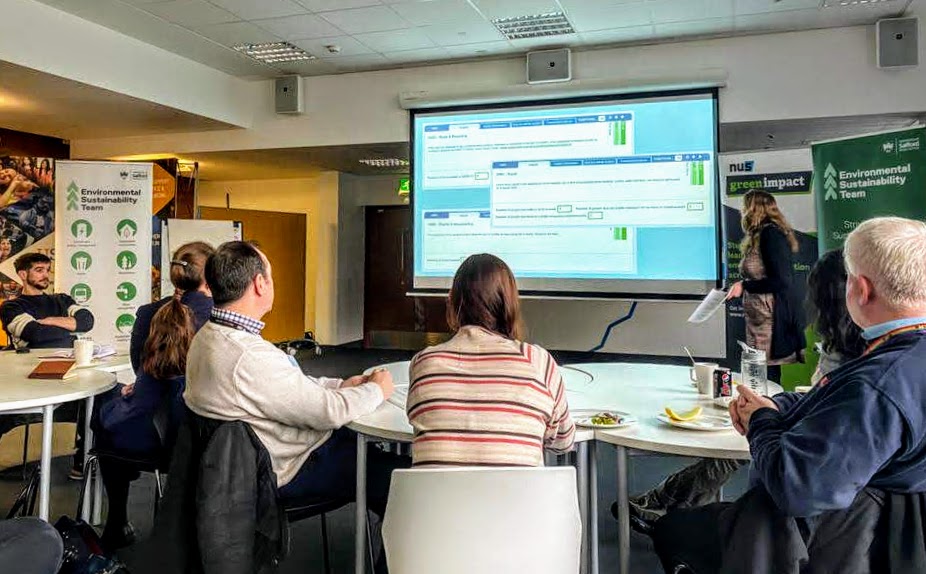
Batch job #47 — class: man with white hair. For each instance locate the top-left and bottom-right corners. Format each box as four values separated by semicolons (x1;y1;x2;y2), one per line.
652;216;926;573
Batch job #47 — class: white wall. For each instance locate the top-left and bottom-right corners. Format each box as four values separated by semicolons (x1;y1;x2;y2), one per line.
4;0;257;128
74;20;926;159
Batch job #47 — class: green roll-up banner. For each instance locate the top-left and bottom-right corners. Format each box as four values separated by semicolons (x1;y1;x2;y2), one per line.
812;127;926;252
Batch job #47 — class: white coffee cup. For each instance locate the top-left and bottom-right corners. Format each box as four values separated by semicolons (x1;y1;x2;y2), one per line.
689;362;719;396
73;338;94;367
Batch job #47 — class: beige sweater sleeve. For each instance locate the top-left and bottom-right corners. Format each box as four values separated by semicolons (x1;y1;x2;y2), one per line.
234;339;384;431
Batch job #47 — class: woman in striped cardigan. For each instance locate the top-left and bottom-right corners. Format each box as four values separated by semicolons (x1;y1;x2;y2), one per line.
407;253;575;467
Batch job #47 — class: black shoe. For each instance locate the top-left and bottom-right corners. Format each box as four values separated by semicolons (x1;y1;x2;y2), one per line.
611;499;661;537
101;523;137;552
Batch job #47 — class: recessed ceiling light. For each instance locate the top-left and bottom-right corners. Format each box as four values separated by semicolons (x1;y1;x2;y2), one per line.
359;158;410;168
492;12;575;40
233;41;315;64
821;0;895;6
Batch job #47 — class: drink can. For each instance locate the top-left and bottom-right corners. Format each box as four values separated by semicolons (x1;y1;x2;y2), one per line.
712;367;733;399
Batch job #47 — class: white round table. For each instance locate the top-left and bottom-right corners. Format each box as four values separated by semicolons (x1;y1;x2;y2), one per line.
0;351;128;520
349;360;784;574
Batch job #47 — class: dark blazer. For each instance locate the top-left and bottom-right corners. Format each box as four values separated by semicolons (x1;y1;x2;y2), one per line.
742;224;806;361
130;291;213;373
130;411;286;574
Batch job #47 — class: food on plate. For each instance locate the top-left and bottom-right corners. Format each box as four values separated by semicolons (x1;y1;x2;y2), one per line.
665;406;703;422
590;412;623;426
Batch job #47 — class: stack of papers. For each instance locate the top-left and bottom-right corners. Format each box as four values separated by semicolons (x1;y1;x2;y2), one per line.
45;344;118;361
386;385;409;409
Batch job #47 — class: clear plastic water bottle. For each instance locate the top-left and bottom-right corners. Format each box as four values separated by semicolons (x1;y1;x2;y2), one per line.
741;346;768;396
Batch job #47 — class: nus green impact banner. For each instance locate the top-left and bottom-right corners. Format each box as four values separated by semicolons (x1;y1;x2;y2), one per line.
813;127;926;251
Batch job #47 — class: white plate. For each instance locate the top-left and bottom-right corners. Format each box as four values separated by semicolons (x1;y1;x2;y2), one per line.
575;412;637;429
656;413;734;431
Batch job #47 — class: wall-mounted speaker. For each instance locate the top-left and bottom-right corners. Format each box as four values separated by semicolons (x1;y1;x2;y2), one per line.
876;17;918;69
527;48;571;84
274;75;303;114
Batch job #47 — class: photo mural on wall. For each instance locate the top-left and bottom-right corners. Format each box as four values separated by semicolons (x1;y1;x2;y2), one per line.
0;156;57;346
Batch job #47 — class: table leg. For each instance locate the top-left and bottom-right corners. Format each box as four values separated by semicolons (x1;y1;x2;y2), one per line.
38;405;54;521
576;442;589;574
590;440;599;574
616;445;629;574
355;433;368;574
81;397;94;522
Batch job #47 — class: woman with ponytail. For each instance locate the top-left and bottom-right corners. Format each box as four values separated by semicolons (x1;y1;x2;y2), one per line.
93;242;215;550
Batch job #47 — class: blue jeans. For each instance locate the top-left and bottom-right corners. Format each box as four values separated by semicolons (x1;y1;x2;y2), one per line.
278;427;410;517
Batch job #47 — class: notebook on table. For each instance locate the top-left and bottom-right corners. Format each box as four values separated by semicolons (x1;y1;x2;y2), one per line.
28;360;78;380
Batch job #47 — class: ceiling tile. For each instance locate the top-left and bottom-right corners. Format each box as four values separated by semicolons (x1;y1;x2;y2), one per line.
383;47;451;62
442;40;516;57
734;8;823;32
355;28;437;51
328;52;390;71
654;16;734;37
468;0;563;20
294;35;374;57
559;0;652;33
389;0;484;26
253;13;343;39
421;19;505;46
579;25;657;45
194;20;281;45
650;0;734;24
319;6;411;33
209;0;307;20
273;58;337;75
142;0;239;27
733;0;821;16
117;0;175;4
295;0;382;11
508;33;579;50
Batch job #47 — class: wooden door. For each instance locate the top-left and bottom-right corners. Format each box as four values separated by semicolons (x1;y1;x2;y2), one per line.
364;206;448;348
200;207;306;343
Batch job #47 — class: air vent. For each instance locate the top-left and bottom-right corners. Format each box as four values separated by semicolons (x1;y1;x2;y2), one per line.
233;41;315;64
492;12;575;40
359;158;409;168
821;0;896;7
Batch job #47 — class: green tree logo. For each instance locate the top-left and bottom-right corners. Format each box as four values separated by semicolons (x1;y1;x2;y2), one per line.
66;182;79;211
115;314;135;334
70;283;92;304
71;220;92;240
117;220;137;240
117;251;137;271
116;282;137;302
823;164;838;201
71;251;92;272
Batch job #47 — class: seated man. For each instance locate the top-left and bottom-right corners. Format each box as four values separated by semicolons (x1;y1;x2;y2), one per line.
0;252;94;349
0;252;94;478
653;216;926;573
184;241;407;567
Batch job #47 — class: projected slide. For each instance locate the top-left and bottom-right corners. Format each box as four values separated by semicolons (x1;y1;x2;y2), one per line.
412;91;720;297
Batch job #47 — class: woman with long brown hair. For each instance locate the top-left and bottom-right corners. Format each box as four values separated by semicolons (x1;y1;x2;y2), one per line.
92;242;215;550
406;253;575;467
726;190;806;380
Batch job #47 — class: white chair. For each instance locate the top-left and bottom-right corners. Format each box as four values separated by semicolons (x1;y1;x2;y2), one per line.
382;466;581;574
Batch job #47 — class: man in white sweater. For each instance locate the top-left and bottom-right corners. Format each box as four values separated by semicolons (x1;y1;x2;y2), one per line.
184;241;405;517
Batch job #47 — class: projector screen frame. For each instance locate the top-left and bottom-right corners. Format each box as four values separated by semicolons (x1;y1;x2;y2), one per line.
406;87;724;302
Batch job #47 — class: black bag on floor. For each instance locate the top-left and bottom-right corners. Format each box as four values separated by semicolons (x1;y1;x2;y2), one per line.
54;516;131;574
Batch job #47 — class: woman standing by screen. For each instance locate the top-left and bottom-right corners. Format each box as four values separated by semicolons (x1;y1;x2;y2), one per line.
726;190;805;381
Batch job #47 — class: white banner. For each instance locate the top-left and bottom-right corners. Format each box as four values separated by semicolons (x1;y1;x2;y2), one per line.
55;161;152;349
719;148;816;233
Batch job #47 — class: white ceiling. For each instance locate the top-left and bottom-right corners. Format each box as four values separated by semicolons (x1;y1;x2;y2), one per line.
0;60;237;140
32;0;914;79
